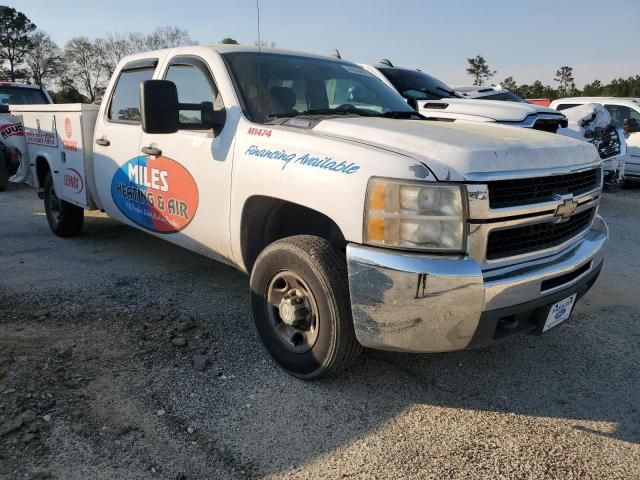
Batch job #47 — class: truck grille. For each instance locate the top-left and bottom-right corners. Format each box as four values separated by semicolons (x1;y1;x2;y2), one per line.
591;126;622;160
488;169;600;208
486;208;594;260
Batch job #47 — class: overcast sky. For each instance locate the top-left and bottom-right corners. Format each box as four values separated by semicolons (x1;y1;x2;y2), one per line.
7;0;640;87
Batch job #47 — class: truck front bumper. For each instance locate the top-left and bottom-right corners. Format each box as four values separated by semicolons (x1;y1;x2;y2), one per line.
346;215;608;352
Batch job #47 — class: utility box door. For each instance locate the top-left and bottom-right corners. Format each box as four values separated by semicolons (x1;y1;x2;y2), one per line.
58;114;88;208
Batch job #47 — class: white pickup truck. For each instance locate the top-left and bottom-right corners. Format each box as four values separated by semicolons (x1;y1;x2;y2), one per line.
0;82;52;190
12;45;608;378
551;97;640;184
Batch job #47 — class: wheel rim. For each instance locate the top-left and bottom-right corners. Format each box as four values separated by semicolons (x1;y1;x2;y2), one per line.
266;270;319;353
47;182;62;224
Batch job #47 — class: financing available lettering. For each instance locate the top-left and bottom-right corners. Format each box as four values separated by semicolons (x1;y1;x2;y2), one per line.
245;144;360;175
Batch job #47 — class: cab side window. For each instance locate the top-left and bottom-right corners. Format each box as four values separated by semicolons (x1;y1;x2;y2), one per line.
605;105;640;129
165;58;223;124
108;64;156;123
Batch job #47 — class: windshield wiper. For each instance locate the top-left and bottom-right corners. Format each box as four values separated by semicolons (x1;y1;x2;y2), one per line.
266;108;370;121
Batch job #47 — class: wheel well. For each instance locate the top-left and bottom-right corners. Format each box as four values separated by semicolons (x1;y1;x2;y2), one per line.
35;156;50;187
241;196;347;272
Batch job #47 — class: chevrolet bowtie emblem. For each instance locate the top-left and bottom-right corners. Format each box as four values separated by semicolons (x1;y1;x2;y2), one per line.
554;196;578;221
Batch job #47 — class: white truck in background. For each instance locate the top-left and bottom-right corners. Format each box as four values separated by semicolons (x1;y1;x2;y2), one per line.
554;103;626;184
362;61;626;184
552;97;640;184
12;45;608;379
0;82;52;190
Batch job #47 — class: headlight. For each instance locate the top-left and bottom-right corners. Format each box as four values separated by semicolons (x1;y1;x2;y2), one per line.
364;178;466;251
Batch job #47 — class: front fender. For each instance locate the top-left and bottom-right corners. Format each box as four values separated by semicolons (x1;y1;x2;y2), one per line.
229;118;432;267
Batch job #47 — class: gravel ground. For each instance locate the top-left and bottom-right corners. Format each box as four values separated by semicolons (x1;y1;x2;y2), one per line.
0;183;639;480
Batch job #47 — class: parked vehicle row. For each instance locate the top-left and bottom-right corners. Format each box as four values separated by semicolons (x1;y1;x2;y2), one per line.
0;82;52;190
357;60;627;184
9;45;608;378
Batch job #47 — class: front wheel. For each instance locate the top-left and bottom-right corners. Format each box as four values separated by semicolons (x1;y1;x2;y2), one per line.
250;235;361;379
43;172;84;237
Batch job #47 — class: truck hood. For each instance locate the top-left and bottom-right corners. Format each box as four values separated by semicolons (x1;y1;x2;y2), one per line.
311;117;599;181
418;98;564;123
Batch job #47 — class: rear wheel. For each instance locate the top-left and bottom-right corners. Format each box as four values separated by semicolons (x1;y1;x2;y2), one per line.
250;235;361;379
43;172;84;237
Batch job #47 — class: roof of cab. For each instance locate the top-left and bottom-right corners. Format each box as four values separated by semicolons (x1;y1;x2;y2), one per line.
120;44;351;63
205;44;341;59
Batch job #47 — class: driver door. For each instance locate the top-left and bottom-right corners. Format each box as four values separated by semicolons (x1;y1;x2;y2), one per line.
137;55;234;260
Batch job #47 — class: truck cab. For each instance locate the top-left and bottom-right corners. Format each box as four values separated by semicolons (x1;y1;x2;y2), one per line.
13;46;608;379
0;82;52;190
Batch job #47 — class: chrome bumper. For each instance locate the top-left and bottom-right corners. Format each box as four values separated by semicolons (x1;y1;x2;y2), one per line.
346;215;608;353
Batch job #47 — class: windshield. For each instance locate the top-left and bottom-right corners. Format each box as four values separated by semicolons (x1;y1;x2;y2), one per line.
378;67;460;101
0;86;48;106
223;52;416;123
477;91;528;103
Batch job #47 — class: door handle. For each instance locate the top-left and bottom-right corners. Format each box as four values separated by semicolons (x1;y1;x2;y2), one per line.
141;146;162;156
95;137;110;146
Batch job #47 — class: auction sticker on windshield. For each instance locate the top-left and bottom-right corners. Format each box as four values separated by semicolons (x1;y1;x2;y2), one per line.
543;294;577;332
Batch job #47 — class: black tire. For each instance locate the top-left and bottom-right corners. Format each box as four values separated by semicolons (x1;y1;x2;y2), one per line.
0;154;8;192
43;172;84;237
250;235;361;379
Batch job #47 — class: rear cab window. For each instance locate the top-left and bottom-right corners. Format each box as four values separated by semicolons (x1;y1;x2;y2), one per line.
108;59;158;124
0;86;48;106
554;103;580;111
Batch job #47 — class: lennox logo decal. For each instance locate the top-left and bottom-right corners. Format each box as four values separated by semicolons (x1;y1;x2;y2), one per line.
0;123;24;139
110;155;199;234
63;168;84;194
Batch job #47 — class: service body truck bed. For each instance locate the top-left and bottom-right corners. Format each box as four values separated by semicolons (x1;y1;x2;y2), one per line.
11;104;100;209
13;45;608;378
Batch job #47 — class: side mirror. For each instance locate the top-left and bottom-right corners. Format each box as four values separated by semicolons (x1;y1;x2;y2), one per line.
200;101;226;129
406;97;419;111
140;80;179;134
